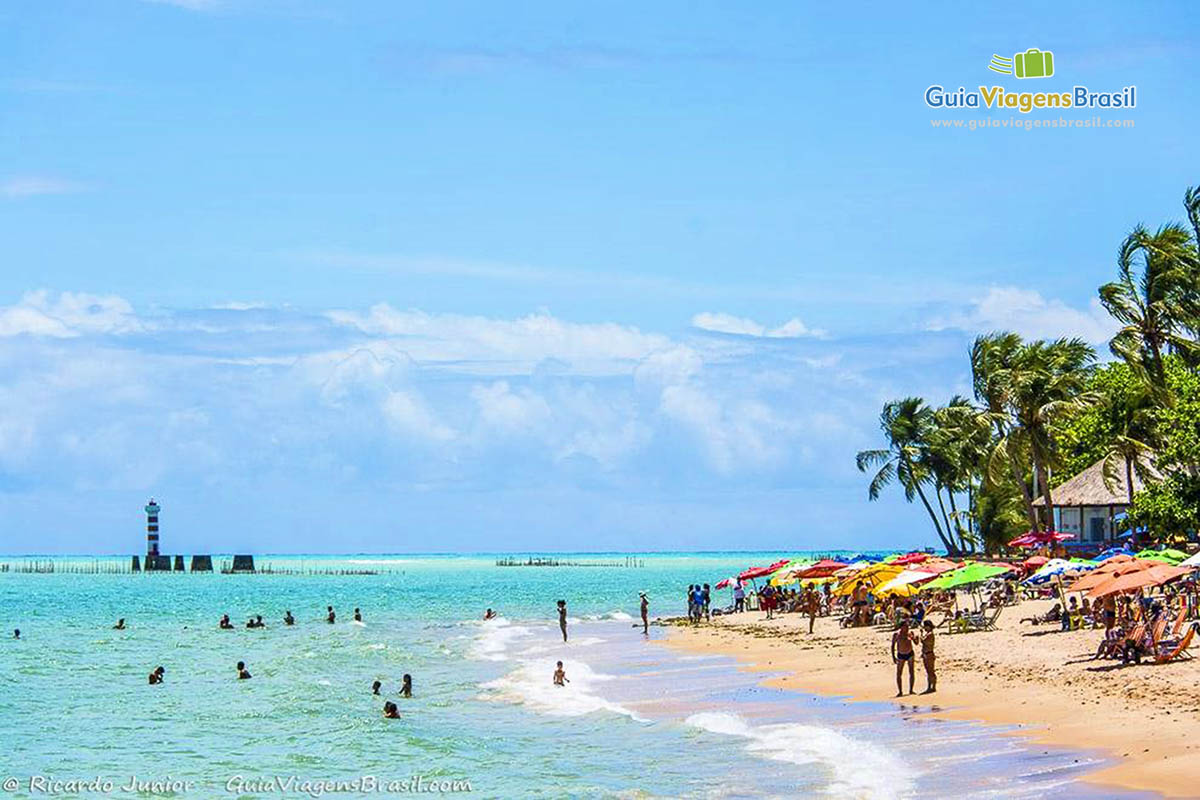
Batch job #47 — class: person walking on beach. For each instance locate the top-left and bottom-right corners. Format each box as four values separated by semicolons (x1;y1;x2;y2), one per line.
734;581;745;613
702;584;711;621
557;600;568;642
639;592;649;635
920;620;936;694
804;588;819;634
553;661;569;686
891;619;916;696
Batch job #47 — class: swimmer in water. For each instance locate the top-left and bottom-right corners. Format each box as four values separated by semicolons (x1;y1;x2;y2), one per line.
148;666;164;685
113;619;126;630
254;615;265;628
383;701;401;719
483;608;497;620
219;614;234;630
354;608;362;622
400;674;412;698
372;680;382;695
237;661;252;680
553;661;568;686
13;629;19;639
326;606;336;624
283;610;295;626
557;600;568;642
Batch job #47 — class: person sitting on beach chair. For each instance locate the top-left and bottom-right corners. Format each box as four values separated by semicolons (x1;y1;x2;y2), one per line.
1020;603;1062;626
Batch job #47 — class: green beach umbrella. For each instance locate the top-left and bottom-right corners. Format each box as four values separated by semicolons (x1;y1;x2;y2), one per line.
922;562;1011;590
1136;548;1187;565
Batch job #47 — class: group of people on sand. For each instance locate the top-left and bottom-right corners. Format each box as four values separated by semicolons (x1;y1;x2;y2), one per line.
686;584;710;622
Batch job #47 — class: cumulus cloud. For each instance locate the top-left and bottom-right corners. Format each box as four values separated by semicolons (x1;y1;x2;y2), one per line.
691;311;824;339
0;291;141;337
927;286;1117;345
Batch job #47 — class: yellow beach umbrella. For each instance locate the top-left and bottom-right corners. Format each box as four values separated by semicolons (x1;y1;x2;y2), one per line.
834;563;902;596
874;568;936;597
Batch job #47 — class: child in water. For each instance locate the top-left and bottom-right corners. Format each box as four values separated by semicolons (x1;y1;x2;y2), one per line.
553;661;569;687
236;661;252;680
383;701;401;719
400;674;412;698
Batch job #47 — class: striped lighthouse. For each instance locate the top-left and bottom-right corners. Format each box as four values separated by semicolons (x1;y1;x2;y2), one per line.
145;499;161;558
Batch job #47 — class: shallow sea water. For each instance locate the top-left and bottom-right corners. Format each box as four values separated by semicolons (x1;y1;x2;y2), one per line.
0;553;1158;799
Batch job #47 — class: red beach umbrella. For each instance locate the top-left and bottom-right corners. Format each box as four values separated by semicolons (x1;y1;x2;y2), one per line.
891;552;929;566
1008;530;1075;548
738;559;790;581
714;577;733;590
794;559;848;579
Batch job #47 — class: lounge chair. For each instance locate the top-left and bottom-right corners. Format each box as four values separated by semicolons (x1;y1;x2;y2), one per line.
1155;624;1196;664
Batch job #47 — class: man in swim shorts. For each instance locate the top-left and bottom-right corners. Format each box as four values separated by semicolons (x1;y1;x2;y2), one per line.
891;619;916;696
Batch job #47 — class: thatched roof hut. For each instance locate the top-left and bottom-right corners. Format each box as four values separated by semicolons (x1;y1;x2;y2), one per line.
1033;457;1159;508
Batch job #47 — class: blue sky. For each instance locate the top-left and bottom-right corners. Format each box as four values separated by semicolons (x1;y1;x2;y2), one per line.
1;1;1197;553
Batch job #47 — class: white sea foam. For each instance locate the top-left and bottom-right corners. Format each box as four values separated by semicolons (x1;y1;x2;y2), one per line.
480;658;643;721
469;618;534;661
685;712;915;799
582;610;634;622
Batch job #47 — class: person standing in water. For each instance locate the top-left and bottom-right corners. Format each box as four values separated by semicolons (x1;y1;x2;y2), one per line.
354;608;362;622
891;619;916;696
383;701;401;719
372;680;382;695
400;674;412;698
920;620;937;694
236;661;252;680
113;619;126;630
148;666;164;685
283;610;295;626
326;606;336;624
557;600;568;642
13;629;19;640
553;661;568;686
639;592;649;635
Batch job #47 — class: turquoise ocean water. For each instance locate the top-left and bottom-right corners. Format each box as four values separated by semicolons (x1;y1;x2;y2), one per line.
0;553;1155;799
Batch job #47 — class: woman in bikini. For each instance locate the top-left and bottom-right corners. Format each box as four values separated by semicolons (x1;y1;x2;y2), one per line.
891;619;917;696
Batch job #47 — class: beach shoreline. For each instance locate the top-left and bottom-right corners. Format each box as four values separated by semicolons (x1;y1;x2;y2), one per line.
658;601;1200;798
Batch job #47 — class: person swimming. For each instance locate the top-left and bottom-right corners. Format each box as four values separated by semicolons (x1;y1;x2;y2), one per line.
383;701;401;719
219;614;234;630
236;661;252;680
13;629;19;639
246;615;265;629
557;600;568;642
553;660;569;686
483;608;497;620
113;619;126;630
326;606;336;624
354;608;362;622
148;666;164;685
372;680;382;695
283;610;295;626
400;674;412;698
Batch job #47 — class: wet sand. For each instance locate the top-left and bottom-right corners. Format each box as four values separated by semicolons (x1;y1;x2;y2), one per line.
661;600;1200;798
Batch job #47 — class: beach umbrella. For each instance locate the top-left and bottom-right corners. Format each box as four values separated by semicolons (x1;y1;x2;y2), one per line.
1093;547;1130;562
923;563;1012;591
890;552;929;566
832;561;871;578
1178;551;1200;568
1022;555;1049;570
714;577;734;590
1067;557;1152;592
792;559;848;579
833;563;902;596
1135;548;1188;565
1023;558;1095;586
874;569;937;596
1086;564;1191;599
911;557;961;575
738;559;790;581
1007;530;1075;548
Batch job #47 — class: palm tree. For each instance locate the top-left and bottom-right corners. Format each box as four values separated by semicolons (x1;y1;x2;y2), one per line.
1099;223;1198;390
1007;338;1098;527
1096;383;1157;506
927;396;991;552
856;398;961;555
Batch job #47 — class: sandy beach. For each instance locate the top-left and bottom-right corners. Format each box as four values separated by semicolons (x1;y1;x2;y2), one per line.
661;600;1200;798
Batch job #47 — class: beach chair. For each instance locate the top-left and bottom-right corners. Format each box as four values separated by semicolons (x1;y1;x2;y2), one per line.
1155;624;1196;664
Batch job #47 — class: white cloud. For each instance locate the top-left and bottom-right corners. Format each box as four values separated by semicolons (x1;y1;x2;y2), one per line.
470;381;552;435
382;390;456;442
1;176;86;199
0;291;141;337
928;286;1116;344
691;311;823;339
327;305;672;374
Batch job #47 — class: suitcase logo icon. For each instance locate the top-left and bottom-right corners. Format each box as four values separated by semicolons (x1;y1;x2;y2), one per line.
988;48;1055;79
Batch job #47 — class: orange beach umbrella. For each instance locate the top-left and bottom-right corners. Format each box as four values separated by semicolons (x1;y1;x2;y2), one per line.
1085;564;1190;599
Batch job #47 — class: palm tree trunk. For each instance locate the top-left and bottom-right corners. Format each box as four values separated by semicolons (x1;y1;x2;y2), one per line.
901;454;959;555
1036;461;1055;531
1125;455;1135;506
1007;451;1039;532
947;490;970;553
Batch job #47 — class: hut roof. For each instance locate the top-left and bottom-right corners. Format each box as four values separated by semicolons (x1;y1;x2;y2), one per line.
1034;457;1159;507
